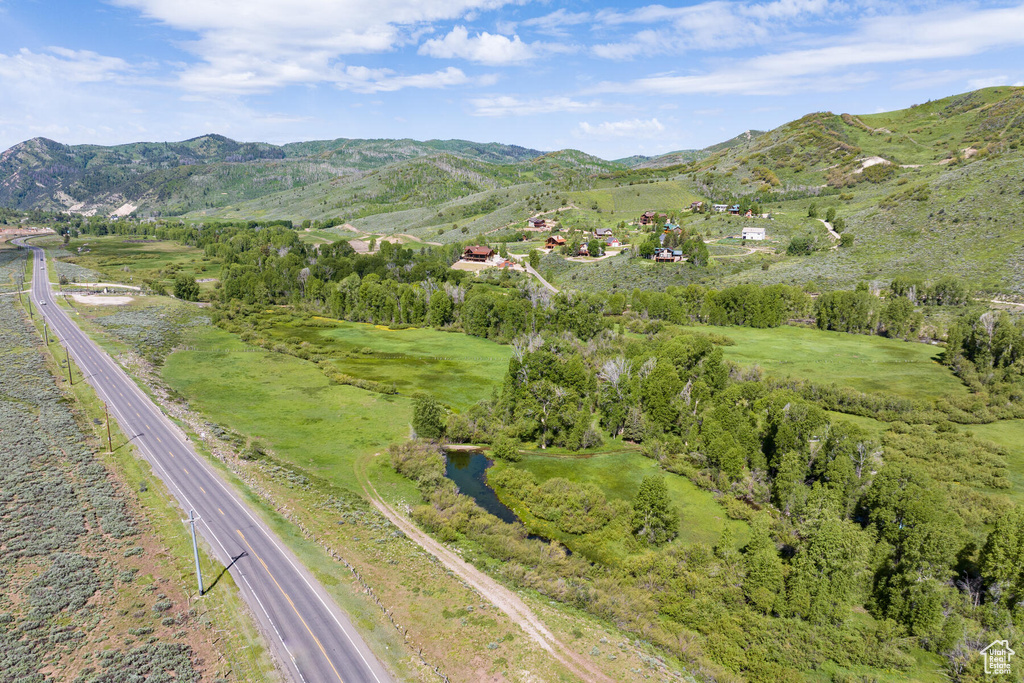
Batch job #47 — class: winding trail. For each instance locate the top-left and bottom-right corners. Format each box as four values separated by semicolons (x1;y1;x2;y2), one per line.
359;458;611;683
508;253;560;293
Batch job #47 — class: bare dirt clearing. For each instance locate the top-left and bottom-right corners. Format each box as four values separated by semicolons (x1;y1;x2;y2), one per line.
70;294;135;306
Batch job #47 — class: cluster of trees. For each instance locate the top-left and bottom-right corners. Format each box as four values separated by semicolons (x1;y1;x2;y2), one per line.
816;279;971;340
628;283;811;328
635;232;710;266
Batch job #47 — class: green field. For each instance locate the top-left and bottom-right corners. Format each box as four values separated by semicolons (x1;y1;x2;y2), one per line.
691;323;965;399
61;235;220;293
506;450;747;550
262;318;511;410
967;419;1024;504
163;326;412;493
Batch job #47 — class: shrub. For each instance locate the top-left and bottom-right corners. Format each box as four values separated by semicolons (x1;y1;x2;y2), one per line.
490;434;522;462
390;441;446;488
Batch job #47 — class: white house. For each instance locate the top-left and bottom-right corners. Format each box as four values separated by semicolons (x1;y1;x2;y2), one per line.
741;227;766;240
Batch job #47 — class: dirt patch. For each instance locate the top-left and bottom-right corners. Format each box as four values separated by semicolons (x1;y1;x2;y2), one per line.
451;261;491;272
110;202;138;218
853;156;891;173
75;282;142;290
70;294;135;306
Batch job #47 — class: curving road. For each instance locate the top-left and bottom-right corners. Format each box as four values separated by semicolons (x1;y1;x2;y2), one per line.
18;240;393;683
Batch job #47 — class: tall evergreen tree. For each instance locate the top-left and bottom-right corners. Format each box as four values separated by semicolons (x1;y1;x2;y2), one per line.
631;476;678;545
412;394;445;439
743;517;785;615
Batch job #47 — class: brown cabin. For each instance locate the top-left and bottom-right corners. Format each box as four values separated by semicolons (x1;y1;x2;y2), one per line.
639;210;657;226
527;217;547;229
463;245;495;262
545;235;566;249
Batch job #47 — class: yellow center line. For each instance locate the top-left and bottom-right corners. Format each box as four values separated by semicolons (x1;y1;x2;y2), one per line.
199;485;206;494
218;508;225;516
235;529;345;683
156;437;162;443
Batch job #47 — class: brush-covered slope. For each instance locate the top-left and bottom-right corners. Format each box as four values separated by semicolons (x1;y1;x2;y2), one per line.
691;87;1024;193
0;134;545;216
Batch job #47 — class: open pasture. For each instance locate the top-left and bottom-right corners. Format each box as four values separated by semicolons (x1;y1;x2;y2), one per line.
163;325;412;493
62;235;220;293
263;317;511;410
507;449;748;552
692;323;965;400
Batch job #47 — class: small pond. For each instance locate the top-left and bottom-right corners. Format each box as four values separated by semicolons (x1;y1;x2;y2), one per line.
443;449;568;552
444;450;520;524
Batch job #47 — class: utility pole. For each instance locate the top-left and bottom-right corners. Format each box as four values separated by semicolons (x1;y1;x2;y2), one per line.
43;320;49;346
104;403;112;452
64;346;72;385
187;510;204;596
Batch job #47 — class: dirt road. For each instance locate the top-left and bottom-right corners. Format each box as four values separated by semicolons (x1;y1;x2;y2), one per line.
361;466;611;683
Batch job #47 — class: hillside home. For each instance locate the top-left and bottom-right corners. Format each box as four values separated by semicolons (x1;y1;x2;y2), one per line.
729;205;741;215
545;235;566;249
462;245;495;262
691;201;704;211
527;217;547;229
654;247;677;262
578;243;589;256
639;211;658;225
712;204;728;213
742;227;766;240
606;237;621;248
595;227;613;237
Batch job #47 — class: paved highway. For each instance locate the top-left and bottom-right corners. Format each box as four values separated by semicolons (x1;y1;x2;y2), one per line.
19;240;393;683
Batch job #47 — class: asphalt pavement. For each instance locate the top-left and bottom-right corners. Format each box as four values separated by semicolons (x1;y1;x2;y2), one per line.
18;240;394;683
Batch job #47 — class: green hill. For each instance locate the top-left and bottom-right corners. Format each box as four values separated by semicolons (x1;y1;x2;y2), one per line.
0;134;545;216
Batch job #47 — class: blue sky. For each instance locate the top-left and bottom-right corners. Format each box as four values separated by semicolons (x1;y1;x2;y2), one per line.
1;0;1023;159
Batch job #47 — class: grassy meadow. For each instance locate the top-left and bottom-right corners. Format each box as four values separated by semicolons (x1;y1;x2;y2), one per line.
163;325;412;493
60;235;220;294
502;449;747;551
261;316;511;410
966;419;1024;504
693;323;965;399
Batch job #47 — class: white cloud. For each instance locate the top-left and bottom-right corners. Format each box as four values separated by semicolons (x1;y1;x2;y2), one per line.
471;95;617;116
419;26;533;64
419;25;572;65
0;48;133;84
591;0;833;56
521;9;592;36
591;31;662;61
577;118;665;139
110;0;518;91
591;3;1024;95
